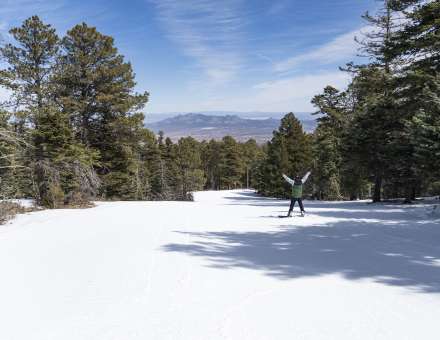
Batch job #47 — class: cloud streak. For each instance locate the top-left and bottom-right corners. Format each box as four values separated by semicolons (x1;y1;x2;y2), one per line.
251;72;349;104
149;0;247;87
274;29;367;72
161;71;351;113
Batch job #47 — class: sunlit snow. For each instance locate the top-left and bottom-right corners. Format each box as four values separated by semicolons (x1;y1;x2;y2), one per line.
1;190;439;339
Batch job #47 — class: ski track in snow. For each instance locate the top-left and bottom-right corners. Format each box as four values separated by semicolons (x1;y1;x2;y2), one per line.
0;190;440;339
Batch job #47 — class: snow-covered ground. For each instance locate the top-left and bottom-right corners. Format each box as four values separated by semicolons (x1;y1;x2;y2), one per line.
1;190;439;339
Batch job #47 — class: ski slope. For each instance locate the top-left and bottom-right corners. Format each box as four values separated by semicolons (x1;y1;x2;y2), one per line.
1;190;439;339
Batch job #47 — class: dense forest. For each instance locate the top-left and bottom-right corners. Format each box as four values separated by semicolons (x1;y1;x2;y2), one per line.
1;0;439;207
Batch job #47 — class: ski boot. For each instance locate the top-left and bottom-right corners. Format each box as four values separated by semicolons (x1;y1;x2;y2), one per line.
287;210;293;217
301;210;305;217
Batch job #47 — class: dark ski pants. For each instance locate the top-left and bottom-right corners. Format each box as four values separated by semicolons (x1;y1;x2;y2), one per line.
289;197;304;212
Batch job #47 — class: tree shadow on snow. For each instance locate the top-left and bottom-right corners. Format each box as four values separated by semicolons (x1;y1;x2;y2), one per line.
221;191;285;207
162;203;440;293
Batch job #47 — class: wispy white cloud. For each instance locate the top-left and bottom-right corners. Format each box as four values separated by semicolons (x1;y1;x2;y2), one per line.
251;72;349;104
257;54;276;65
274;28;369;72
0;0;113;38
268;0;291;15
149;0;247;87
153;71;350;113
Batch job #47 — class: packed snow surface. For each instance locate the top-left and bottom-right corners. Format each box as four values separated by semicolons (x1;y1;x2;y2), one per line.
1;190;440;339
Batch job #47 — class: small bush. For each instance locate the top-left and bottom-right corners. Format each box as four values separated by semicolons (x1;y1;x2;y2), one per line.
64;191;95;209
42;183;65;209
0;201;29;225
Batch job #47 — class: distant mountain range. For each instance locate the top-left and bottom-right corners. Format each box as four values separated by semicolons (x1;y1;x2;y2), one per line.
145;113;317;144
143;111;313;124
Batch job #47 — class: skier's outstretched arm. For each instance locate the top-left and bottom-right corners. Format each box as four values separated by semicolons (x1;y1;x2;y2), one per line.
301;168;313;183
281;172;294;185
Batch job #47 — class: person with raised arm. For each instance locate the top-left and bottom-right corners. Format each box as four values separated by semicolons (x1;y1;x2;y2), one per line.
281;168;312;217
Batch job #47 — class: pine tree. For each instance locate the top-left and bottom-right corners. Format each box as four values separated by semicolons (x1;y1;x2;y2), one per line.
255;113;312;197
0;110;33;198
406;84;440;175
387;0;440;198
311;87;350;200
341;0;405;202
55;22;149;150
53;22;150;199
31;105;100;204
0;16;60;201
242;139;262;188
202;139;223;190
175;136;204;200
220;136;245;189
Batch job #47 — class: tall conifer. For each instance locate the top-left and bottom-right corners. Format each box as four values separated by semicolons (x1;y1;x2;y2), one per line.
56;23;149;150
387;0;440;194
0;16;60;201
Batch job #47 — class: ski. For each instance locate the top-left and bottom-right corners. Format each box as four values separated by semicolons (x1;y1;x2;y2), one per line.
278;214;307;218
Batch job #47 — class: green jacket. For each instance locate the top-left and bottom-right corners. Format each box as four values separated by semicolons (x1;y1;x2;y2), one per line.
282;172;311;198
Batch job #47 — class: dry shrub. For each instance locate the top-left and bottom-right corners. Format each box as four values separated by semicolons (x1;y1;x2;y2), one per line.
0;201;33;225
41;183;95;209
63;191;95;209
42;182;65;209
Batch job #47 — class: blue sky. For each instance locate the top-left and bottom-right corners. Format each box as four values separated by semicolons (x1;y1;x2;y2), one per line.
0;0;378;117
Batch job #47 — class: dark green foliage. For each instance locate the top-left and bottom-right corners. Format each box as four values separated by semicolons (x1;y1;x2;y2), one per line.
255;113;312;197
31;105;100;196
310;87;349;200
1;15;60;201
241;139;263;188
175;136;205;200
386;0;440;193
0;110;35;198
406;84;440;175
55;22;149;150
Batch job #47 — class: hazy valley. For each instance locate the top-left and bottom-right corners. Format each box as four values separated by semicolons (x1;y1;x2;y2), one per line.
145;113;317;144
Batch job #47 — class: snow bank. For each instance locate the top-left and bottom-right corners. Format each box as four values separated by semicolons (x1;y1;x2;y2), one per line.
1;198;36;209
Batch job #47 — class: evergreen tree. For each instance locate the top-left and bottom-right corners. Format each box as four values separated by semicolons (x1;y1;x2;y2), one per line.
0;110;33;198
97;113;153;199
242;139;262;188
31;105;100;203
55;23;149;150
342;0;405;202
387;0;440;200
203;139;223;190
175;136;204;200
0;16;60;201
220;136;245;189
406;84;440;175
311;87;350;200
255;113;312;197
53;23;150;199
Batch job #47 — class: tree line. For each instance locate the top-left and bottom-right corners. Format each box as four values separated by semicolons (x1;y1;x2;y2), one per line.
0;15;263;206
253;0;440;204
1;0;440;207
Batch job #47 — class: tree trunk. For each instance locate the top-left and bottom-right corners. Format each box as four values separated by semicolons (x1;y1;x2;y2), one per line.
403;183;413;204
160;162;164;190
35;144;48;202
182;177;187;201
247;168;249;188
372;169;382;202
83;111;90;149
